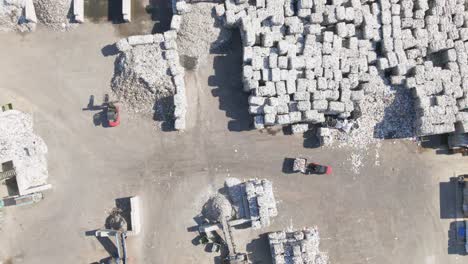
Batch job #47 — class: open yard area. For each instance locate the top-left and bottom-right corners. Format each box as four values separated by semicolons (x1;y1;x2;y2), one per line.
0;23;467;264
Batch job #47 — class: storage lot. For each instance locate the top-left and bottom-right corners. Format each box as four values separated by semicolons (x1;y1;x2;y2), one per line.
0;25;467;264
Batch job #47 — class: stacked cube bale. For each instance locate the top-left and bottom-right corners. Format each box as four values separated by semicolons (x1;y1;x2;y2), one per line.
380;0;468;136
225;178;278;229
220;0;468;138
163;30;187;130
171;0;190;16
220;0;382;132
268;227;328;264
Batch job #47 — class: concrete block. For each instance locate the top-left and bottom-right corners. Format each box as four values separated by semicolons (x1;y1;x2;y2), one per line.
297;101;311;111
286;79;296;94
116;38;132;52
289;111;302;123
294;92;310;101
328;101;345;114
249;96;266;106
276;81;287;95
72;0;83;23
276;104;289;114
271;68;281;82
296;79;309;92
276;114;291;125
291;123;309;134
123;0;131;22
280;70;289;81
128;35;154;46
170;15;182;31
303;110;325;123
268;97;280;106
278;56;289;69
249;105;264;114
263;105;277;114
310;13;323;24
264;113;276;125
174;117;186;130
312;100;328;111
258;83;276;96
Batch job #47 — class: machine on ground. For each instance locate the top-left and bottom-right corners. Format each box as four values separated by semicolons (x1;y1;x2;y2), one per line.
84;94;120;127
292;158;332;175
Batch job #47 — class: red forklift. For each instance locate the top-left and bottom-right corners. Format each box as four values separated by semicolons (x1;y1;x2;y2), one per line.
292;158;332;175
84;94;120;127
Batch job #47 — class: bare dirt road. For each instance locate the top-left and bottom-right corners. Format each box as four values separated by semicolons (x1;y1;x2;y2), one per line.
0;24;467;264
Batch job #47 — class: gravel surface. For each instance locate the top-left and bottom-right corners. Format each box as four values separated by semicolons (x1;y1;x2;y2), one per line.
202;194;233;222
177;3;232;68
33;0;74;30
111;43;175;115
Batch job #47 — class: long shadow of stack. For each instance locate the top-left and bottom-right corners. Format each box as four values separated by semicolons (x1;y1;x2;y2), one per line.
440;178;467;255
209;29;252;132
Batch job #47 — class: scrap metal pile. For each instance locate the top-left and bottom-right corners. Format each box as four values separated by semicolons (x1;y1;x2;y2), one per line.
268;227;328;264
0;0;36;32
114;30;187;130
0;110;50;195
216;0;468;138
225;177;278;229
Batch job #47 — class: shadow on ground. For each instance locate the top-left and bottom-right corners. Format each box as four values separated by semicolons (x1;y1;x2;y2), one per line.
303;128;321;148
101;44;119;57
439;178;467;255
439;178;461;219
246;233;271;263
153;96;175;132
420;135;452;155
209;29;251;132
448;220;467;255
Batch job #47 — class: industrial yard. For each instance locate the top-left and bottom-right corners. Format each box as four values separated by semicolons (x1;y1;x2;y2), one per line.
0;0;468;263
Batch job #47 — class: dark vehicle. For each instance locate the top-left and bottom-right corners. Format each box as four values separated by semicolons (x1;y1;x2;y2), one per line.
308;163;332;175
292;158;332;175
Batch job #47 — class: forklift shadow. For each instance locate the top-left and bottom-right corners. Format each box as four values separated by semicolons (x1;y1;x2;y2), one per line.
82;95;110;128
282;158;296;174
93;112;110;128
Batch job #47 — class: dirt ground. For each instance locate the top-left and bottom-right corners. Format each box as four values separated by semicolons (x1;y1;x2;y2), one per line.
0;23;467;264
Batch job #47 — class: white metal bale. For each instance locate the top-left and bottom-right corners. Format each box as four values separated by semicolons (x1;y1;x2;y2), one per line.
122;0;131;22
72;0;83;23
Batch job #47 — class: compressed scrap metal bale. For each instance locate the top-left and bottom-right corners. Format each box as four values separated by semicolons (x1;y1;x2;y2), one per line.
224;178;277;229
128;35;155;46
293;158;307;172
268;227;328;264
220;0;468;138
